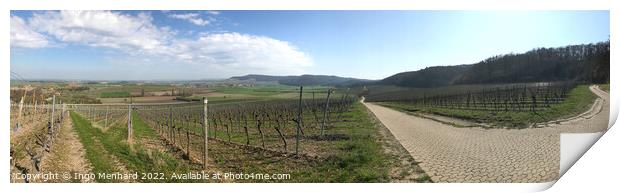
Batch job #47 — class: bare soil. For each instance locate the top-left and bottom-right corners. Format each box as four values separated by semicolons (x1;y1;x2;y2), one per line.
39;117;94;182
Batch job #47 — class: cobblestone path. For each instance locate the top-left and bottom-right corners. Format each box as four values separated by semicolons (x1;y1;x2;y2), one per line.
364;85;609;182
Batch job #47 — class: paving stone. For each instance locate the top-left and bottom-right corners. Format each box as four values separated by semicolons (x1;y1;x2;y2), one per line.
364;86;609;183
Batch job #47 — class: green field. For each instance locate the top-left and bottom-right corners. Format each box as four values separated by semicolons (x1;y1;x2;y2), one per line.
71;111;197;182
100;91;131;98
206;103;411;182
67;82;427;182
599;84;610;92
378;85;597;128
70;101;428;182
213;84;329;95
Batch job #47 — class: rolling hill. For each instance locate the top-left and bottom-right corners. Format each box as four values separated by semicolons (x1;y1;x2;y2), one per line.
379;41;610;87
230;74;373;86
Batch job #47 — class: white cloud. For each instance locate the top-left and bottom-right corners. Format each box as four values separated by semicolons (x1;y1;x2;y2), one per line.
29;10;173;54
10;16;49;48
206;11;220;15
168;13;210;26
13;11;313;77
166;33;313;75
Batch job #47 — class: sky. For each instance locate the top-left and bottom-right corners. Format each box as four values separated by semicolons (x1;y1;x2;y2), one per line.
10;10;609;80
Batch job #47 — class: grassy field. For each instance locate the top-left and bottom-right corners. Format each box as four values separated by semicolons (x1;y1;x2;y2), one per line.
71;100;428;182
206;102;428;182
57;93;102;104
18;81;349;105
71;111;126;182
599;84;609;92
213;85;329;96
209;85;344;100
378;85;597;128
30;82;427;182
90;84;174;94
100;91;131;98
71;111;200;182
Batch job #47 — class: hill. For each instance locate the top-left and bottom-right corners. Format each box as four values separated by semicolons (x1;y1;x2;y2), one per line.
380;65;471;88
379;41;610;88
230;74;372;86
455;41;609;84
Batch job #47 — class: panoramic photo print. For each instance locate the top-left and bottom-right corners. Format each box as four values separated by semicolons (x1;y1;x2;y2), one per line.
9;10;610;183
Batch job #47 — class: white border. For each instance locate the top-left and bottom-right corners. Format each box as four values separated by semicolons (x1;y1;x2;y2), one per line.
2;1;617;193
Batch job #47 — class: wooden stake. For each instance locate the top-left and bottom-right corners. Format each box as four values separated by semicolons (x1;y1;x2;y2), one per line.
203;97;209;170
104;106;109;128
186;131;191;158
320;88;332;136
128;104;133;145
15;95;24;131
295;86;303;155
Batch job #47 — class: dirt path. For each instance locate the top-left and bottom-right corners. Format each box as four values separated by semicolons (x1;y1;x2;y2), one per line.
39;115;94;182
363;85;609;182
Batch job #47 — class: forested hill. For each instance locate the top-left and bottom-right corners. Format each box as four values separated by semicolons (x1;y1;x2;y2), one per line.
379;41;610;87
380;65;472;88
455;41;609;84
230;74;372;86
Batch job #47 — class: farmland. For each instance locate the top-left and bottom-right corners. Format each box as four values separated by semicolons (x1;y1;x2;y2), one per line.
365;82;597;128
9;78;606;183
100;91;131;98
9;82;429;183
8;76;608;183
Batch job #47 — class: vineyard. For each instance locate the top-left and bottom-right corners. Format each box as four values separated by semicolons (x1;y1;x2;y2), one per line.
365;82;601;128
10;87;402;182
366;82;576;112
10;95;67;183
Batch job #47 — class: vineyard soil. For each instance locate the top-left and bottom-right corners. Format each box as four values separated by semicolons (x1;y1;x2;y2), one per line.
39;115;93;182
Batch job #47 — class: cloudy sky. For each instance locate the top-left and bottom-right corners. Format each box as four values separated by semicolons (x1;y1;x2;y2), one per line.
10;10;609;80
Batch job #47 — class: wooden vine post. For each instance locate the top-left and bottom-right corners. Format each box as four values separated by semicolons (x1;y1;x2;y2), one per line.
62;103;66;119
104;106;109;128
48;95;56;152
295;86;303;155
50;95;56;134
320;88;332;136
203;97;209;170
15;95;24;132
128;103;133;146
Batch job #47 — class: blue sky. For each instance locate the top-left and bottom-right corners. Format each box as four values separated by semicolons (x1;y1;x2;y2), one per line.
10;10;609;80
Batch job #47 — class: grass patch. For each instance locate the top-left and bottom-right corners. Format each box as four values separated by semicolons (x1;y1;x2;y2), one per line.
73;101;418;182
293;103;391;182
70;111;123;182
379;85;598;128
71;111;198;182
205;103;398;182
212;85;333;97
212;85;297;96
58;93;102;104
599;84;609;92
100;91;131;98
104;112;197;182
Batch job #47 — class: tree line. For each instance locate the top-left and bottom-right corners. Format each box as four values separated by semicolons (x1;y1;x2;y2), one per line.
457;40;610;84
378;40;610;88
